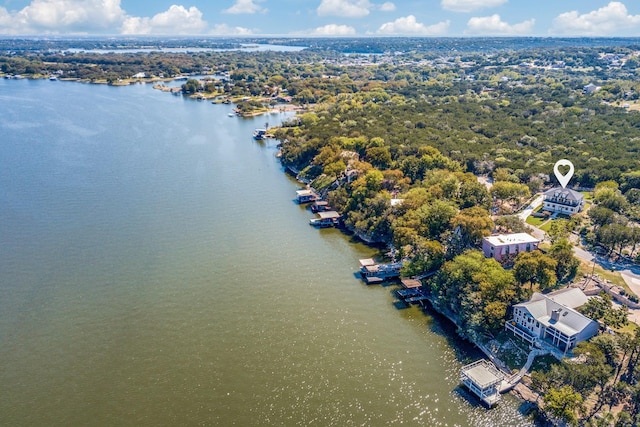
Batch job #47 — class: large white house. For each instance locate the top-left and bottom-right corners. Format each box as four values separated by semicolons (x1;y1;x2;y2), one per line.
482;233;540;263
505;288;599;355
542;187;584;215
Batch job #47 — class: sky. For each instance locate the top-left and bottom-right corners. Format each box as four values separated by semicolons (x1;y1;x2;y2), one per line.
1;0;640;37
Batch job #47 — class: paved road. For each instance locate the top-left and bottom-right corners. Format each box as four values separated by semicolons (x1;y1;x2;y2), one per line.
519;199;640;324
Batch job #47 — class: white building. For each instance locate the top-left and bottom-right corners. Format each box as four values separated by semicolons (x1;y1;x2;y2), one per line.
583;83;601;94
482;233;540;263
505;288;599;355
543;187;584;215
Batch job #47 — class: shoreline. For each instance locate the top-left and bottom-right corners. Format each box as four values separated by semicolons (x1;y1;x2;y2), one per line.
296;176;542;412
3;72;310;119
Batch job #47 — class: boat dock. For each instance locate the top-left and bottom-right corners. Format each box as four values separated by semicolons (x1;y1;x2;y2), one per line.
460;359;505;407
309;210;341;228
358;258;403;284
310;200;332;213
296;189;317;204
396;288;431;303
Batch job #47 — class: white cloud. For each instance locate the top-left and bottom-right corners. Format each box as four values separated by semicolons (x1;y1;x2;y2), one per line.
317;0;372;18
465;14;534;35
551;2;640;36
0;0;127;34
209;23;253;35
122;5;207;35
310;24;356;35
377;15;450;35
379;2;396;12
441;0;508;13
222;0;266;15
0;1;214;35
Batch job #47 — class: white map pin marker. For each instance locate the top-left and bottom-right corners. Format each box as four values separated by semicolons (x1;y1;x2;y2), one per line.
554;159;574;189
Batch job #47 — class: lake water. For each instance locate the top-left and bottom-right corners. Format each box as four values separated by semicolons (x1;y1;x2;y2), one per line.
0;79;534;426
65;43;307;54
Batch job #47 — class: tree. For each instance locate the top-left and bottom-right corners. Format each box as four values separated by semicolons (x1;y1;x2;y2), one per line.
580;293;628;329
589;205;618;230
543;385;583;426
181;78;200;94
450;206;494;249
416;199;457;240
458;180;491;209
547;219;571;244
549;238;579;282
491;181;531;208
513;250;558;290
494;215;529;233
401;238;444;277
597;223;631;255
365;146;392;169
430;250;518;340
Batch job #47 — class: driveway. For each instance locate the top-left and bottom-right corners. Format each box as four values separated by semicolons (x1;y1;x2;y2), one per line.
517;195;544;222
515;195;640;324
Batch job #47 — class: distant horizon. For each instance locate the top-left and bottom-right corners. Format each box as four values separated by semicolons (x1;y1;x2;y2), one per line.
3;35;640;40
1;1;640;38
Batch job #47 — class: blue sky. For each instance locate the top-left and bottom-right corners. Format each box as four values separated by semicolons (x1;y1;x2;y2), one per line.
1;0;640;37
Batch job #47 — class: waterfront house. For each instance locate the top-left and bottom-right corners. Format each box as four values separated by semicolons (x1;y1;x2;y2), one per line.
482;233;540;263
542;187;584;215
505;288;599;355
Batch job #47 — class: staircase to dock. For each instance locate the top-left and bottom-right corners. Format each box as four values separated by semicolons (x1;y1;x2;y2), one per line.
499;348;548;393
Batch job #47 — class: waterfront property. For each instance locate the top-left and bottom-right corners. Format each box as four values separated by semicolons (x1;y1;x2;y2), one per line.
309;210;341;228
358;259;402;284
505;288;599;356
296;189;317;203
460;359;505;407
482;233;540;264
253;128;266;140
542;187;584;215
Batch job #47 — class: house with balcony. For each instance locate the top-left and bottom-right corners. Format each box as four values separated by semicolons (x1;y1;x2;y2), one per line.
482;233;540;264
505;288;599;356
542;187;584;215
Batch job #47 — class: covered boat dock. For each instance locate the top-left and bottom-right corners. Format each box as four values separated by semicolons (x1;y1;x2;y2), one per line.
460;359;504;407
309;210;341;228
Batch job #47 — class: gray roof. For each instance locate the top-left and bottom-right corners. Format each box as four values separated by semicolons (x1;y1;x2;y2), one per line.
318;211;340;219
514;289;595;337
461;359;504;388
543;288;589;309
543;187;584;203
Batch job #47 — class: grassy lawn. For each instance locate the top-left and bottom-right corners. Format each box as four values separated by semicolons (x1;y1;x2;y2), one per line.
581;191;594;201
616;321;638;335
490;330;531;371
530;354;560;373
526;215;546;227
538;220;553;232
